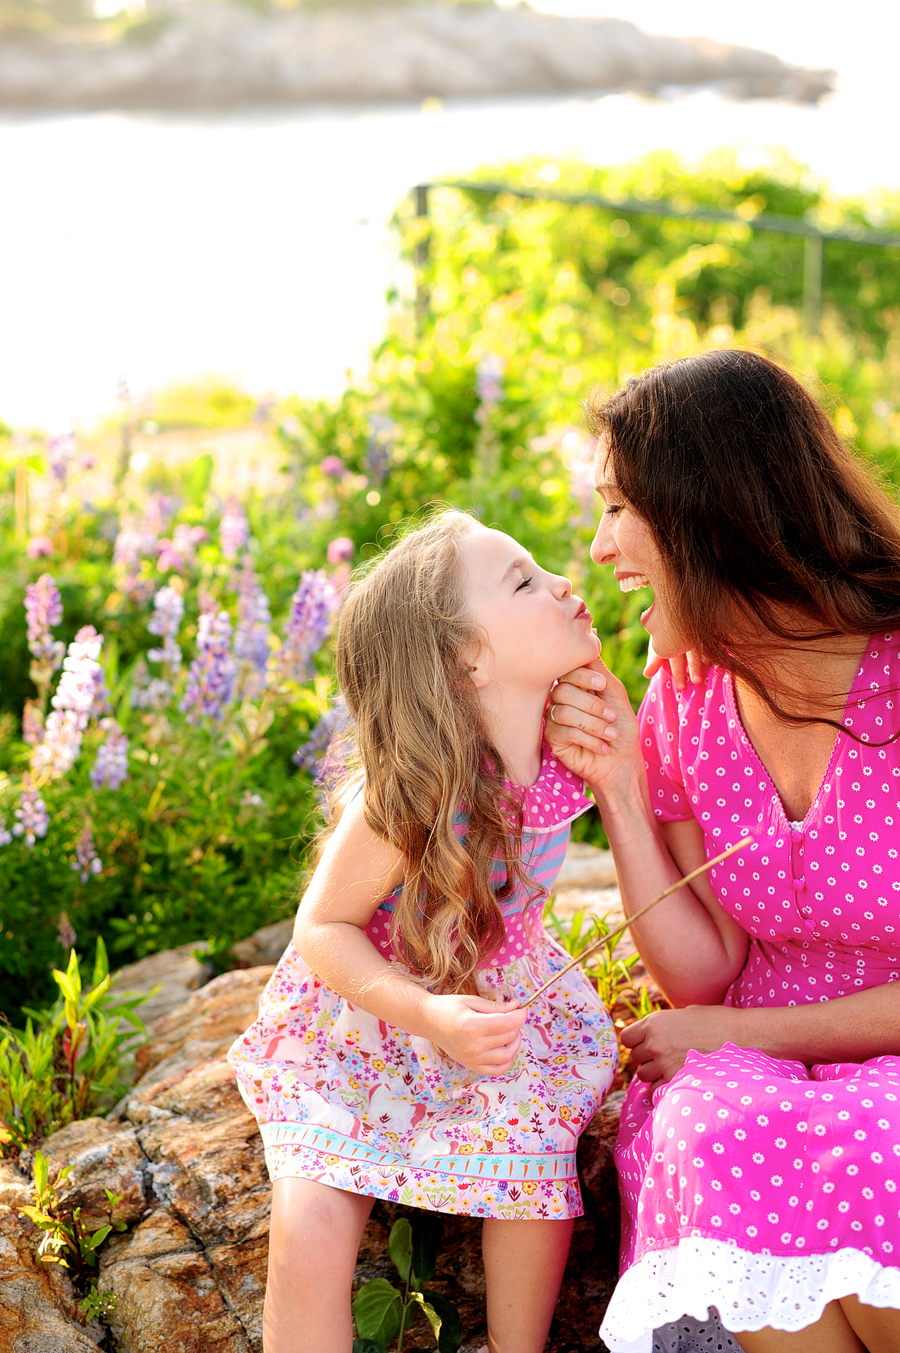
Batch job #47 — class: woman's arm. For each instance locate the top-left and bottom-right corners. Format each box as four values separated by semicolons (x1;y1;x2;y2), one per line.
546;659;748;1007
294;794;527;1074
624;982;900;1091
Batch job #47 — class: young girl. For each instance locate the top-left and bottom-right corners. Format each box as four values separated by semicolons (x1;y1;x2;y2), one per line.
228;511;618;1353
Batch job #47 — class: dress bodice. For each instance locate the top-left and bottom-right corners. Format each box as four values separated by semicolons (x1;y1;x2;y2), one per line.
364;742;592;967
639;633;900;1007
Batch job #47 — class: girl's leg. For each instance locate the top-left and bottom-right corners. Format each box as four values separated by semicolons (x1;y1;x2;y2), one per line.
734;1301;866;1353
840;1295;900;1352
265;1176;374;1353
481;1216;575;1353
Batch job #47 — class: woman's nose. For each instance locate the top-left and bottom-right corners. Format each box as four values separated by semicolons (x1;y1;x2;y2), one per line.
590;518;617;566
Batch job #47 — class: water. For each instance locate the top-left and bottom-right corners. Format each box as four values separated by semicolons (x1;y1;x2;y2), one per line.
0;55;897;429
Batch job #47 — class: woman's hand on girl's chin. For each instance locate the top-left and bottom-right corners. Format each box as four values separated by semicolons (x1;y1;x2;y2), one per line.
424;992;528;1076
620;1005;741;1092
643;639;706;690
545;657;639;788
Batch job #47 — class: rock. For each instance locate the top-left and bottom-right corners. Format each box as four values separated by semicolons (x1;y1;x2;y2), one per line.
0;1203;104;1352
99;1209;251;1353
229;919;292;970
113;941;213;1030
0;3;834;111
133;966;273;1086
555;843;618;891
38;1118;148;1232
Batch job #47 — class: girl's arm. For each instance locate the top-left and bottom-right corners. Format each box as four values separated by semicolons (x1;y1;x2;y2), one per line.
545;658;748;1007
294;793;527;1075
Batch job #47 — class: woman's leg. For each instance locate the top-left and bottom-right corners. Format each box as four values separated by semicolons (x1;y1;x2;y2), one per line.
734;1301;866;1353
264;1175;374;1353
840;1295;900;1352
481;1216;574;1353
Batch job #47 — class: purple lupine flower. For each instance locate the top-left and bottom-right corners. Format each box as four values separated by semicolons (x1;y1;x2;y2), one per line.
90;718;129;790
476;353;505;423
220;499;250;560
147;585;184;672
129;656;172;711
25;574;65;668
57;911;77;950
47;430;76;486
31;626;107;781
365;414;394;484
293;698;350;780
234;555;272;694
12;777;49;847
326;537;354;566
26;536;54;560
278;571;338;683
72;824;102;883
22;701;44;746
157;523;204;575
180;606;237;723
0;818;11;847
320;456;346;479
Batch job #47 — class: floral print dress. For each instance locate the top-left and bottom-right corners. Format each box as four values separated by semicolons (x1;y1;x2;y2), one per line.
228;744;618;1221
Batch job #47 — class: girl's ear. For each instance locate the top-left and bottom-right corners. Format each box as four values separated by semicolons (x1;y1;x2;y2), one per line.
461;639;490;690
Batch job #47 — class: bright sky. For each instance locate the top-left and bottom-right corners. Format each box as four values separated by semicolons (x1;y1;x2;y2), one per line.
531;0;897;77
1;1;898;429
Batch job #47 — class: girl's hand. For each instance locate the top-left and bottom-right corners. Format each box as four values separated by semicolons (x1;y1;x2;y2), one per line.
425;994;527;1076
546;657;640;790
620;1005;741;1092
643;639;706;690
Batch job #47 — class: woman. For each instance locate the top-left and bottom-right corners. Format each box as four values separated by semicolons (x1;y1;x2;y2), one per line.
546;349;900;1353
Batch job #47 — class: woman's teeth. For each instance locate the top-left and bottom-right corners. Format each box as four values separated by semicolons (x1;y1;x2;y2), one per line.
619;575;651;593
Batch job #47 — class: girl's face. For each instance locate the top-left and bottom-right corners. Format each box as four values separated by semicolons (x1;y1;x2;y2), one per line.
458;527;600;694
590;445;687;660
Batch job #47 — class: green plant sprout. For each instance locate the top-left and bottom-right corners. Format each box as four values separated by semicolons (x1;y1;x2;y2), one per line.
352;1215;463;1353
19;1148;125;1317
0;939;151;1155
543;900;664;1025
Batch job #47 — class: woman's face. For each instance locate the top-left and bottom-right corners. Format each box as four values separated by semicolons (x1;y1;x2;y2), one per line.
590;444;687;660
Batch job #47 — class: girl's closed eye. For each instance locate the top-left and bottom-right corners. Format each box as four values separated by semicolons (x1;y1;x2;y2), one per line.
515;575;533;592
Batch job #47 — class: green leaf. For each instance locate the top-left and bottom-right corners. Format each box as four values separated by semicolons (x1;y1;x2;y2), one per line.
352;1342;386;1353
421;1291;463;1353
84;1225;112;1249
387;1217;413;1283
411;1291;441;1340
33;1150;48;1195
410;1214;441;1286
353;1278;403;1347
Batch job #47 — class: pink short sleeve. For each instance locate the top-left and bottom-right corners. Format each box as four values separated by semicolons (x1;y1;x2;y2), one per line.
638;668;694;822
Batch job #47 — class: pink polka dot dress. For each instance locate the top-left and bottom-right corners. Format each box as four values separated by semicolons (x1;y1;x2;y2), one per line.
601;635;900;1353
228;743;618;1221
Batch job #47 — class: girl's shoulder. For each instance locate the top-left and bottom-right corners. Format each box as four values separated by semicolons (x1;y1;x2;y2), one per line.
509;741;593;835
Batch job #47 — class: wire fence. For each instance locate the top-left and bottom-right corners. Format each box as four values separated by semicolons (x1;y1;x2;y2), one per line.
413;180;900;335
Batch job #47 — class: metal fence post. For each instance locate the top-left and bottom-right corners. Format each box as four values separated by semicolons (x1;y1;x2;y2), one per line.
415;184;430;329
803;233;823;336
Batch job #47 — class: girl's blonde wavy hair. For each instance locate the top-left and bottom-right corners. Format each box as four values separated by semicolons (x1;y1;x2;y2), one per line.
335;510;536;995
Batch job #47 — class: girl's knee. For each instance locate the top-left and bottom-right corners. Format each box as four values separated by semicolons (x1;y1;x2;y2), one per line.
269;1179;372;1285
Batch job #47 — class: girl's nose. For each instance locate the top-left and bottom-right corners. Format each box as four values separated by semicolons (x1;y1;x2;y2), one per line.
590;517;618;566
552;572;572;598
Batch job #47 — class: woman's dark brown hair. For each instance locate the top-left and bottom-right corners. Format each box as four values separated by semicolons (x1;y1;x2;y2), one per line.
587;349;900;725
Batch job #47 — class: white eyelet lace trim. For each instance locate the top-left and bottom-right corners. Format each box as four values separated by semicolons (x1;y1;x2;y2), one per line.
600;1238;900;1353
